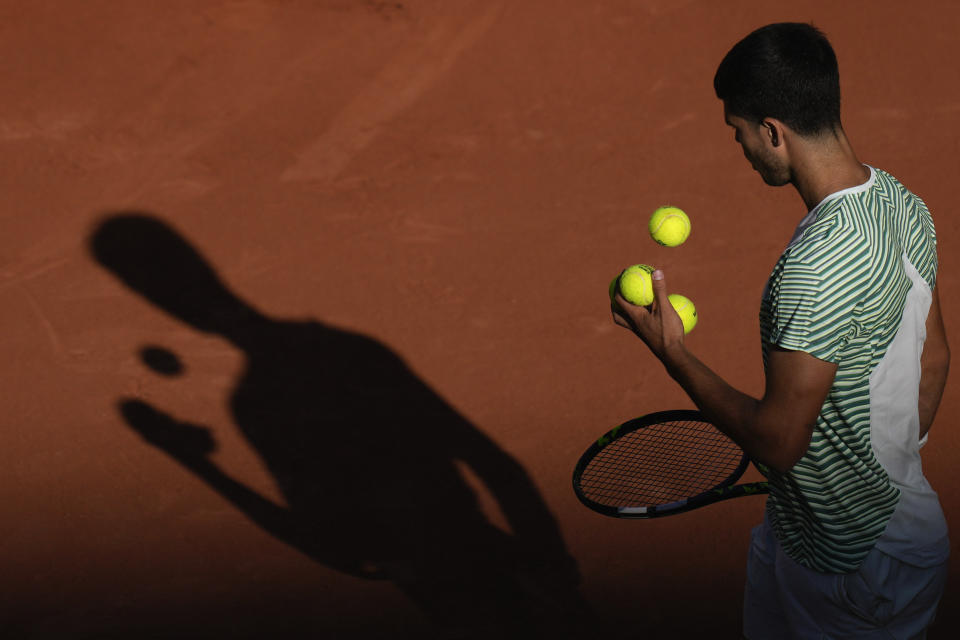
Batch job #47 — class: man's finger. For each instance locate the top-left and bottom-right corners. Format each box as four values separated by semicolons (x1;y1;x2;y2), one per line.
651;269;670;309
612;299;640;331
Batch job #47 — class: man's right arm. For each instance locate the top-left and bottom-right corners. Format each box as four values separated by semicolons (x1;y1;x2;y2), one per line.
919;286;950;439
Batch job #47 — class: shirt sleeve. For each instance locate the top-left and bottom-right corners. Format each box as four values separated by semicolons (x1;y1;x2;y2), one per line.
908;198;938;291
767;226;869;364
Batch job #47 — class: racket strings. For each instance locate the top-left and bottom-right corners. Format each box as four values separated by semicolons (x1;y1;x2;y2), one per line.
579;419;744;508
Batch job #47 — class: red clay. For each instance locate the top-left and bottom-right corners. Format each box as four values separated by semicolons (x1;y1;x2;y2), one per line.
3;1;959;637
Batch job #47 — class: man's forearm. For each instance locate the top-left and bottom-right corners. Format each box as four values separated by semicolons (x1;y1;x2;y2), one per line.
611;271;830;472
919;354;949;438
919;288;950;439
660;344;820;473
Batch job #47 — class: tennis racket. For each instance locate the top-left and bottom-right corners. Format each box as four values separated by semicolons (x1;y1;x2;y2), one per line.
572;409;769;518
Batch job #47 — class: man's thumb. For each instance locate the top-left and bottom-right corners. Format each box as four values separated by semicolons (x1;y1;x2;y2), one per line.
651;269;670;306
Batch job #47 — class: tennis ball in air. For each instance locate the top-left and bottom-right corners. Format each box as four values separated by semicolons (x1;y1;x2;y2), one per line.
668;293;697;334
616;264;656;306
649;206;691;247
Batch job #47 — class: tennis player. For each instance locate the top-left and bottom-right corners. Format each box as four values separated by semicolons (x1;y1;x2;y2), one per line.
612;22;950;638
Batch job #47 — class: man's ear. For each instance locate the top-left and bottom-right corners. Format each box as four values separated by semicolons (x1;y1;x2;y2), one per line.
761;118;788;148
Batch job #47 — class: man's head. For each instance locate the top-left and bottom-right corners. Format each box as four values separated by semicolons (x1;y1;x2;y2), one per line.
715;23;842;186
715;22;841;135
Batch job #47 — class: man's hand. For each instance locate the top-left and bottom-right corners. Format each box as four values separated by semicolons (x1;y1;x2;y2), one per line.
612;269;685;361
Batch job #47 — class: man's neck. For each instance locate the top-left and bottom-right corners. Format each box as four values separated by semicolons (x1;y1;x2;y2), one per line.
790;128;871;211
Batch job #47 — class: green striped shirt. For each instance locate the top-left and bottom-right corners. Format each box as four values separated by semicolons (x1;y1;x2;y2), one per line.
759;166;937;573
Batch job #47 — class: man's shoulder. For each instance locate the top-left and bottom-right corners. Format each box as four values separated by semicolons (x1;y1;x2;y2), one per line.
871;166;910;192
864;167;932;216
787;205;866;264
792;170;909;255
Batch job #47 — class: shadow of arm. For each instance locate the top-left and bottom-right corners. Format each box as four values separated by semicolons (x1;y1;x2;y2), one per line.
119;398;293;530
453;423;578;577
118;399;385;578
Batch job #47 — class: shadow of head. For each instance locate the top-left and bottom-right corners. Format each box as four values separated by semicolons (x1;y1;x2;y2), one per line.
89;213;255;336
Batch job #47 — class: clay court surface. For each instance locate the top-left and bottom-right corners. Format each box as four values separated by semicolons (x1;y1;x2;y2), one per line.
4;1;960;637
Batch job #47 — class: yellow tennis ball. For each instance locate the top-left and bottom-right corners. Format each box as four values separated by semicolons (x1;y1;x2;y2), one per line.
649;206;691;247
616;264;656;306
668;293;697;334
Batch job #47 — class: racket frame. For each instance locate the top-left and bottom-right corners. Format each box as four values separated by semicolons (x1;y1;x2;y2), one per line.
572;409;768;518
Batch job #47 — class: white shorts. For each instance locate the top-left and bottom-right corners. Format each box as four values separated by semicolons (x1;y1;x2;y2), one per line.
743;515;948;639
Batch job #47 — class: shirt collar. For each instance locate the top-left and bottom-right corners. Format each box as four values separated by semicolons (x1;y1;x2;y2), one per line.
787;165;876;248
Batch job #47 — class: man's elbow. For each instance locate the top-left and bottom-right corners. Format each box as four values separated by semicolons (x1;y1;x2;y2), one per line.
761;425;813;475
765;451;804;475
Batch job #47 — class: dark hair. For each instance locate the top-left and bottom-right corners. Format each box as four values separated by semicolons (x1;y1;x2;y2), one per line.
714;22;841;136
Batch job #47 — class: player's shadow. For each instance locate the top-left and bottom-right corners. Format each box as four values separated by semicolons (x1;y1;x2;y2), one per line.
89;213;595;638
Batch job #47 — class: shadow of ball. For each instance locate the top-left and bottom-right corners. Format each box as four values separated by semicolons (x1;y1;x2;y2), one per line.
140;345;185;376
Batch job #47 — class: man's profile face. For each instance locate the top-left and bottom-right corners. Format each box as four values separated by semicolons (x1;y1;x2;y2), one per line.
723;106;790;187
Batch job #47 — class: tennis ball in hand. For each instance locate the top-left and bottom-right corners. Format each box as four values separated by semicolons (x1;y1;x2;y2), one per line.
615;264;656;306
668;293;697;334
649;206;691;247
